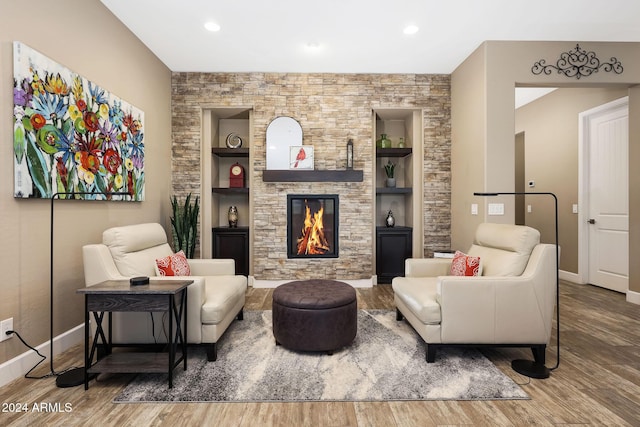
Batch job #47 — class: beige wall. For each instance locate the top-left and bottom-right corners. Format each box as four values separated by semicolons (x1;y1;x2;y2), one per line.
515;87;628;273
451;44;487;250
629;85;640;298
0;0;172;364
452;41;640;297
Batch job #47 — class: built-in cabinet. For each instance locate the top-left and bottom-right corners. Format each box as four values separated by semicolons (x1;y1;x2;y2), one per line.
373;109;423;282
376;226;413;284
201;107;252;274
213;226;250;276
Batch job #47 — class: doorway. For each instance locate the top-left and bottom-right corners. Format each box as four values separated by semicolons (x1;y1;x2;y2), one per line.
515;86;630;288
579;97;629;293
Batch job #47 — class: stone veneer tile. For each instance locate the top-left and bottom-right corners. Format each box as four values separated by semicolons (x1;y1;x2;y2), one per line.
172;72;451;280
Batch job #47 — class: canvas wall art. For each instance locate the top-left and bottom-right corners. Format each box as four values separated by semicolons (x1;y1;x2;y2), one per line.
12;42;144;200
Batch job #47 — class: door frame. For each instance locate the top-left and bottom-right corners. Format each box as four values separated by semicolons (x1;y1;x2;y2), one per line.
577;96;629;285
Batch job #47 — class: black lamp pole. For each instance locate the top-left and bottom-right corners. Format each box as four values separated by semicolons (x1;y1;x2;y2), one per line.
51;191;129;388
473;191;560;379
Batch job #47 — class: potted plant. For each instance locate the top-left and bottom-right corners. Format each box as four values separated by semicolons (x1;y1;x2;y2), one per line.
384;160;396;188
170;193;200;258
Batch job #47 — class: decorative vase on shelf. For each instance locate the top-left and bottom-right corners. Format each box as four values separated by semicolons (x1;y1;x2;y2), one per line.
386;177;396;188
386;210;395;227
228;206;238;228
377;133;392;148
398;137;405;148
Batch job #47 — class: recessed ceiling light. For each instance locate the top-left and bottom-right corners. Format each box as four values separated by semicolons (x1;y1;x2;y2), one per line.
204;22;221;32
305;42;322;50
403;25;419;35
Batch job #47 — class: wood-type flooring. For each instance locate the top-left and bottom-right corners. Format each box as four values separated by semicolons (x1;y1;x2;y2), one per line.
1;281;639;426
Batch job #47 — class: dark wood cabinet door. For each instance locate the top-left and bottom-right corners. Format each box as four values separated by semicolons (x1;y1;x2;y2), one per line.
376;227;412;284
212;227;249;276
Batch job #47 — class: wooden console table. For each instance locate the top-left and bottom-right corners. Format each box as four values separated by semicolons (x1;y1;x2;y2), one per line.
77;279;192;389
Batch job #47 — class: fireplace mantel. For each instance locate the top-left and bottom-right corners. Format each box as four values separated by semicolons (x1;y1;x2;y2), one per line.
262;169;363;182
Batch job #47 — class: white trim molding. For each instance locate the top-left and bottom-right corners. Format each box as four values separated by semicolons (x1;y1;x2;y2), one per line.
560;270;583;284
627;290;640;305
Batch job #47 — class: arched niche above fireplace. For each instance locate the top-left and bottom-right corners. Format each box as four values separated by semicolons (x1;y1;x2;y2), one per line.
266;116;303;170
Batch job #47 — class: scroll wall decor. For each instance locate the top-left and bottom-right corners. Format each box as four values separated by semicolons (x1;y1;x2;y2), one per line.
12;42;144;200
532;44;623;80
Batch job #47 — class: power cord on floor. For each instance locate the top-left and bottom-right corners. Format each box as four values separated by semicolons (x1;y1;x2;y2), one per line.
6;329;81;380
5;330;52;379
512;375;532;386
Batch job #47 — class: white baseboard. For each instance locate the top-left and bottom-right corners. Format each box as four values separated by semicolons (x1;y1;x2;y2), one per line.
627;290;640;305
0;324;84;388
560;270;583;284
250;276;375;288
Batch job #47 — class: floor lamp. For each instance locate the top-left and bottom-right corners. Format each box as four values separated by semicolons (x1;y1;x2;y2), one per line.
51;191;128;388
473;192;560;379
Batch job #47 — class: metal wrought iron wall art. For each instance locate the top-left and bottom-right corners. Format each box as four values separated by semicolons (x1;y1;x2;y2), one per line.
532;44;623;80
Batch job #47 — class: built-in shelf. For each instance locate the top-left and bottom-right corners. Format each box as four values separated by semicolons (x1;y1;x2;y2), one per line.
262;169;363;182
212;148;249;157
376;187;412;194
212;187;249;195
376;147;412;157
374;108;423;276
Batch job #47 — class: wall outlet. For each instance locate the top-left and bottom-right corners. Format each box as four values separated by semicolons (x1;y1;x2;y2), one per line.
488;203;504;215
0;318;13;342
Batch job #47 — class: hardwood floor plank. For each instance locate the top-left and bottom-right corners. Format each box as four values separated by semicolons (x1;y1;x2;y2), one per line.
298;402;359;427
587;389;640;427
388;401;438;426
408;400;475;425
354;402;398;426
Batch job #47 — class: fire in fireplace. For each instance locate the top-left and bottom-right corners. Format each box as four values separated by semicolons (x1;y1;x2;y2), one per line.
287;194;339;258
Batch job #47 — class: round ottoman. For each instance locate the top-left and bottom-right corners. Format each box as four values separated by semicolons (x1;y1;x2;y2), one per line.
272;280;357;353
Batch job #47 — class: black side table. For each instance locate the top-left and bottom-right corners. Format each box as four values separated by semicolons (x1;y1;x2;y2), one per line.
77;279;192;389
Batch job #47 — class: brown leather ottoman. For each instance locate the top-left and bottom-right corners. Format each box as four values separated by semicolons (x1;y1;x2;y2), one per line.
272;279;357;353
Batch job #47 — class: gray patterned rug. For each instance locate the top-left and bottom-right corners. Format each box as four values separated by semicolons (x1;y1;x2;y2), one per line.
113;310;528;403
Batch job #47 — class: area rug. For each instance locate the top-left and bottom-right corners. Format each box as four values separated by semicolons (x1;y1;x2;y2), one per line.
113;310;528;403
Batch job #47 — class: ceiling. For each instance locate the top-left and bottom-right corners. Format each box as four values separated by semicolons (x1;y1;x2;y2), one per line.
101;0;640;74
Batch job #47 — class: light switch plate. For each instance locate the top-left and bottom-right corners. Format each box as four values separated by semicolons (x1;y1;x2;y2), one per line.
471;203;478;215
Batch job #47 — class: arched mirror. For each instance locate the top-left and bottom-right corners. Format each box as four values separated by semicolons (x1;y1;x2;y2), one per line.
266;116;303;170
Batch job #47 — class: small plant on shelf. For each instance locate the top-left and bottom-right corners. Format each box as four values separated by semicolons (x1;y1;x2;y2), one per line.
384;160;396;188
384;160;395;178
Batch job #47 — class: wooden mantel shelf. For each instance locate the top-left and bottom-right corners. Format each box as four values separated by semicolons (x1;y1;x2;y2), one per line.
262;169;363;182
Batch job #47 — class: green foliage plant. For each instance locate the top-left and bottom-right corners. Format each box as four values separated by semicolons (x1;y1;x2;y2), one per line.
384;160;395;178
170;193;200;258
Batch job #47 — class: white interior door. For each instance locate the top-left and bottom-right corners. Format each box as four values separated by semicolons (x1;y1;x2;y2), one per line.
583;97;628;293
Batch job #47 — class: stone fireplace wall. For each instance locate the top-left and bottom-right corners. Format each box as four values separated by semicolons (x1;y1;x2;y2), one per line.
171;73;450;280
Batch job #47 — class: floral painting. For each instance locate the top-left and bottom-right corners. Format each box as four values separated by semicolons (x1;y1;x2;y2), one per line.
12;42;144;200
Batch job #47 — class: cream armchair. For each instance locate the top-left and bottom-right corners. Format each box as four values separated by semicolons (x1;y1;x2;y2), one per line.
392;223;556;363
82;223;247;361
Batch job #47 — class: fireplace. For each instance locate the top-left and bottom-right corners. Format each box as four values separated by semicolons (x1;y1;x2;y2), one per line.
287;194;339;258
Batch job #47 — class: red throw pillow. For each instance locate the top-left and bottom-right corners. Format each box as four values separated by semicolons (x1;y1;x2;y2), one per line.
449;251;482;276
155;251;191;276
